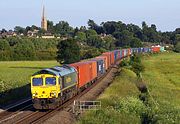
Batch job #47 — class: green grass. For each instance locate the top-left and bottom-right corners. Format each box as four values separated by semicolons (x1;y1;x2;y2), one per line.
141;52;180;123
0;61;59;106
78;52;180;124
0;61;59;88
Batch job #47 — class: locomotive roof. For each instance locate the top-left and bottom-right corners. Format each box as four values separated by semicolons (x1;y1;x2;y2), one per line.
32;65;76;76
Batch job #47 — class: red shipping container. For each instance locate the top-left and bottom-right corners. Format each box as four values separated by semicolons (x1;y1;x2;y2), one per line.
103;52;115;65
96;56;108;70
88;61;97;81
110;52;115;64
122;50;124;58
102;53;111;68
151;46;160;52
70;61;97;88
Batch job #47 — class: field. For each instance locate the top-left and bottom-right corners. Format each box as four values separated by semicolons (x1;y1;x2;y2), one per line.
78;52;180;124
0;61;59;106
141;52;180;123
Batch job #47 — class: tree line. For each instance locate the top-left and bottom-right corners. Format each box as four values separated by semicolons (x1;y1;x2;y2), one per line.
0;19;180;61
0;37;58;61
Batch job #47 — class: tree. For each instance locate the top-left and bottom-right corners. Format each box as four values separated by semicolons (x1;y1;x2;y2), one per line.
13;39;36;60
54;21;73;36
174;34;180;52
47;20;54;32
88;19;97;30
174;42;180;53
114;30;133;47
142;21;148;29
102;21;116;34
1;29;7;33
0;39;11;60
86;29;97;38
130;37;143;48
88;19;104;34
103;35;115;50
81;47;101;59
87;35;104;48
75;32;87;42
14;26;25;34
57;39;80;64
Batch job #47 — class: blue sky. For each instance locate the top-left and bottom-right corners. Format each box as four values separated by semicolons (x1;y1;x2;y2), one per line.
0;0;179;31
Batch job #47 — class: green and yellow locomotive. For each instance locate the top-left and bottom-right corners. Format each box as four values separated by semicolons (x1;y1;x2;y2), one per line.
31;65;78;109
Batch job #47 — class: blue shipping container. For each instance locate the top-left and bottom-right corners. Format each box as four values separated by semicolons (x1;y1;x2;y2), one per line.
90;58;105;76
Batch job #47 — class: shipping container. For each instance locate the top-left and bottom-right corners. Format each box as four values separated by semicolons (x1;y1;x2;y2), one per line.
160;46;165;52
151;46;160;52
120;50;123;59
102;52;113;67
70;61;97;88
148;48;152;52
96;56;108;70
145;48;148;53
135;48;138;53
90;58;105;76
102;53;111;68
142;48;145;52
88;61;97;81
114;50;119;61
143;48;148;53
131;48;134;54
122;49;125;58
127;49;131;56
110;52;115;64
123;49;127;57
133;48;136;53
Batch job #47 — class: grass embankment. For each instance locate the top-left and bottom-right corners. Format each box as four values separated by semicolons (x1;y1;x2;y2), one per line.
0;61;59;106
78;52;180;124
78;68;144;124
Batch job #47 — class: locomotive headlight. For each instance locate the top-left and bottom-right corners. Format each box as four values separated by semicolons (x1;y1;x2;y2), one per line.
50;91;56;97
33;92;38;97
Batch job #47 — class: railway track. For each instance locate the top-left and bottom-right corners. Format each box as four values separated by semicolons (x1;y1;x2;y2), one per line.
0;99;33;124
0;61;120;124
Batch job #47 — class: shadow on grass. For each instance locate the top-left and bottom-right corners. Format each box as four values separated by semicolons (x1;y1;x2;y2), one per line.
9;66;46;69
0;83;31;109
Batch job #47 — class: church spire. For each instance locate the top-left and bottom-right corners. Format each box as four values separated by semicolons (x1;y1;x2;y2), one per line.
41;5;47;31
42;5;45;19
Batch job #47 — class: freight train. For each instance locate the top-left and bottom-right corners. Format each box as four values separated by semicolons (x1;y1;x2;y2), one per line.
30;46;161;109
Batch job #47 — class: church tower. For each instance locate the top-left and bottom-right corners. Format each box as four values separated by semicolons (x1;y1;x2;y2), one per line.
41;5;47;31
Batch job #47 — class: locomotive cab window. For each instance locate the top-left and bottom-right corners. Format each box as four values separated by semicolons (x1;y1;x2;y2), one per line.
32;78;43;86
45;77;56;86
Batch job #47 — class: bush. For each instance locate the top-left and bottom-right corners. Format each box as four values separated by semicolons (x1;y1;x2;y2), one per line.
114;97;147;115
130;54;145;77
119;59;129;67
174;42;180;53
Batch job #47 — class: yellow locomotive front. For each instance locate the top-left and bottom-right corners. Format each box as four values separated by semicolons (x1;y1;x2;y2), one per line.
31;65;78;109
31;74;60;109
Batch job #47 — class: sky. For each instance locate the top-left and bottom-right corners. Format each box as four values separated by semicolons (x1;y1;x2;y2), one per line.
0;0;180;31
